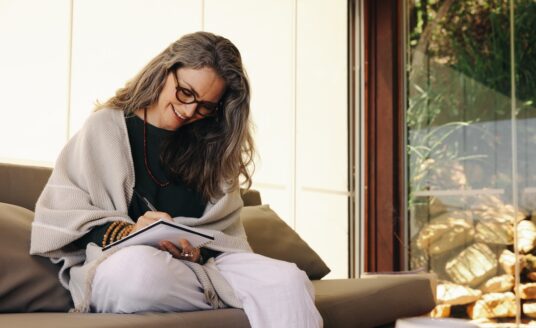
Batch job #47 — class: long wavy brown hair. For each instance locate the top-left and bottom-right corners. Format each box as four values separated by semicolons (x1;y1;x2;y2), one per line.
96;32;254;202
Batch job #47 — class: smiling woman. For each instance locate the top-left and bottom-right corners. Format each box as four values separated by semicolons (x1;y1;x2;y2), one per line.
141;66;225;131
29;31;323;328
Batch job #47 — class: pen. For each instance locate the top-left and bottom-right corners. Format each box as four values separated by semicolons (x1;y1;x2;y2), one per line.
133;189;157;212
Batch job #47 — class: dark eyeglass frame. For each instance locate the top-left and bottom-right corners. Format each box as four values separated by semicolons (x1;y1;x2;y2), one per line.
171;70;221;118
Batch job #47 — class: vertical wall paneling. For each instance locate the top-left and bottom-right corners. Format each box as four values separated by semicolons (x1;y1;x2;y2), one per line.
205;0;295;226
0;0;71;164
69;0;202;136
296;0;349;278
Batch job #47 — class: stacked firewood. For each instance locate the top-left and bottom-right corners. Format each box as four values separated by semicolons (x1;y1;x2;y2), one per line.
411;194;536;323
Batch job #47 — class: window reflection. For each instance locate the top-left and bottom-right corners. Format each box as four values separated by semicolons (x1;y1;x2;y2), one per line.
406;0;536;325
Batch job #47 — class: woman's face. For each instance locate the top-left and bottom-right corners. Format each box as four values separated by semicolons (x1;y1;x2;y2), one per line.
142;66;226;131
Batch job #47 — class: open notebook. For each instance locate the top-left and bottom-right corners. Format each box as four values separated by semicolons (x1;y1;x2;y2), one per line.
102;219;214;251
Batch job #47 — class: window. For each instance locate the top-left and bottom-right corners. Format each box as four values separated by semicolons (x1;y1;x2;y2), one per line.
407;0;536;323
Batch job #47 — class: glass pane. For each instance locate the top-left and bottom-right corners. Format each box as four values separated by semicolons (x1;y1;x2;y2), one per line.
516;0;536;324
406;0;536;325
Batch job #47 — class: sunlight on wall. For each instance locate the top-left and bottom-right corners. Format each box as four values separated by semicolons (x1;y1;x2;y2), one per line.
0;0;70;164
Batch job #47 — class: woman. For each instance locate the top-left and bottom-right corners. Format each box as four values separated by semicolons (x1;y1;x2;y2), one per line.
29;32;322;327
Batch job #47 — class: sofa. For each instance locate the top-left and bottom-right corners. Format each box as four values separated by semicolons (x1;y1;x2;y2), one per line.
0;162;436;327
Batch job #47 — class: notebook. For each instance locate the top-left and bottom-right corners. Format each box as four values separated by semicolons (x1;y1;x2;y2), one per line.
102;219;214;251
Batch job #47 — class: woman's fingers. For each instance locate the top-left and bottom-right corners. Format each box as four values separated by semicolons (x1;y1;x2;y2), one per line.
131;211;172;234
159;239;201;263
142;211;172;220
159;240;183;258
131;216;158;233
178;239;201;263
179;239;192;251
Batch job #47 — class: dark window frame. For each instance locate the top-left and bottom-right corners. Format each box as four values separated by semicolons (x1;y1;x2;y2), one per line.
363;0;406;272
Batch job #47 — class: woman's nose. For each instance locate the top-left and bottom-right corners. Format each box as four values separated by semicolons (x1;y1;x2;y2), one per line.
182;103;198;118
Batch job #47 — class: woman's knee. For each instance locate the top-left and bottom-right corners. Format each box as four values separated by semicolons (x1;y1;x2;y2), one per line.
92;245;177;302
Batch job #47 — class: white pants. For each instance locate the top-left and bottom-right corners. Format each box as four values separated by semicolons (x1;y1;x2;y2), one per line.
90;245;323;328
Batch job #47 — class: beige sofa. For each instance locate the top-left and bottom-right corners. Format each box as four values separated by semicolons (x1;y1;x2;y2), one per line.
0;162;435;327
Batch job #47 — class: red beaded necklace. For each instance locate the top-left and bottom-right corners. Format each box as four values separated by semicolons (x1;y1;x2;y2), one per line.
143;108;170;187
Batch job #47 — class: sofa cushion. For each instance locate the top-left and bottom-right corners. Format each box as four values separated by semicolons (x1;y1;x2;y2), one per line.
0;163;52;211
241;205;330;280
0;202;72;312
313;276;436;327
240;189;262;207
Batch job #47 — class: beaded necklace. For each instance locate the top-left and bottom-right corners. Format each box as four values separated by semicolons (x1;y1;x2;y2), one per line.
143;108;170;187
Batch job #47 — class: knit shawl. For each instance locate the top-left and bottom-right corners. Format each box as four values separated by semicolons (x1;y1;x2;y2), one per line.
30;108;252;310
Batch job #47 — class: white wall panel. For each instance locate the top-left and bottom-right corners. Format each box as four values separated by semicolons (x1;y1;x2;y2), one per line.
296;0;348;278
296;0;348;191
69;0;202;136
253;187;292;227
0;0;70;164
296;192;348;278
205;0;295;224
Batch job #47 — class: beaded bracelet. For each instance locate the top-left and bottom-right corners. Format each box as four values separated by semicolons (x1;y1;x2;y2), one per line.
102;221;121;248
109;221;128;245
118;224;134;240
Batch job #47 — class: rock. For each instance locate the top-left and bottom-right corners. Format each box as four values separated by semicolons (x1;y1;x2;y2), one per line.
409;237;429;271
437;282;481;305
467;292;516;319
411;196;447;223
409;236;451;282
446;243;498;287
480;275;514;293
517;220;536;253
429;304;451;318
523;302;536;318
428;197;447;217
475;219;513;245
470;194;505;212
525;254;536;272
499;249;524;275
416;211;474;255
520;282;536;299
505;204;527;222
472;194;526;223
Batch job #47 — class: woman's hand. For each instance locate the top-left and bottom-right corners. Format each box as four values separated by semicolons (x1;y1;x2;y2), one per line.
159;239;201;263
131;211;172;234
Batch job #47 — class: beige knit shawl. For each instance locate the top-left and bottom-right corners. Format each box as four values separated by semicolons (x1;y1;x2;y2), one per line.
30;108;252;310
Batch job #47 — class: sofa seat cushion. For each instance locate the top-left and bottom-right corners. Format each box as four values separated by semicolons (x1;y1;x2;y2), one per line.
0;309;250;328
313;276;436;328
241;205;331;280
0;202;72;312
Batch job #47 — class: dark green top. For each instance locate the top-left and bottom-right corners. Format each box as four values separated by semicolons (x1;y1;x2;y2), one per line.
125;114;206;219
74;115;218;259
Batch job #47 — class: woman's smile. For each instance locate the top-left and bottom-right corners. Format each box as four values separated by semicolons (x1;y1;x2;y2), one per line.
171;104;187;122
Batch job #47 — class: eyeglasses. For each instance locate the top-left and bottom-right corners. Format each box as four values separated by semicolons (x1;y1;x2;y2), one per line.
172;70;221;117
